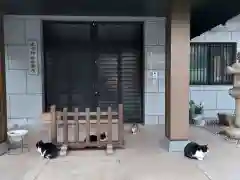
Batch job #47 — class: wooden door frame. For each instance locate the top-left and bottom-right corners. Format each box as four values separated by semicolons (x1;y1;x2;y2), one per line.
0;14;8;154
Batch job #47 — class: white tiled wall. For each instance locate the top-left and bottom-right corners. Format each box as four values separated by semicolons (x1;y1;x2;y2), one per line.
189;86;234;118
144;20;165;124
3;15;165;126
4;16;43;127
189;14;240;119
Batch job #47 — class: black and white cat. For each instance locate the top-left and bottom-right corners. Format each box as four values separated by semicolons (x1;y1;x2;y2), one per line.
84;132;108;142
36;140;60;159
184;142;209;160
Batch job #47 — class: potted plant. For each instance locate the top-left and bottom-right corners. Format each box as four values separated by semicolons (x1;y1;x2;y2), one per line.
189;100;204;126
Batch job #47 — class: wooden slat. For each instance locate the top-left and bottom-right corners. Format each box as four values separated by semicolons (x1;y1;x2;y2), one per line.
107;106;112;144
85;108;90;144
56;111;118;117
96;107;101;145
74;108;79;142
63;108;68;145
118;104;124;145
42;111;119;121
50;105;57;144
44;119;119;124
67;141;124;149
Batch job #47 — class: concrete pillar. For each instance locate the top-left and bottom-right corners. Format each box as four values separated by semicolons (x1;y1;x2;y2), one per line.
165;0;190;151
0;14;8;155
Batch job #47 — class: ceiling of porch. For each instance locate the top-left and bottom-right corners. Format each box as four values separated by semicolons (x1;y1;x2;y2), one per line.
0;0;240;38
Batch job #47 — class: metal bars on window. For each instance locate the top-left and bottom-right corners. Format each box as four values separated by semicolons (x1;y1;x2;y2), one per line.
190;43;236;85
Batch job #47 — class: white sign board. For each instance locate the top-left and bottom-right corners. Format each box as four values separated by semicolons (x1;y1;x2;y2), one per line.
28;40;38;75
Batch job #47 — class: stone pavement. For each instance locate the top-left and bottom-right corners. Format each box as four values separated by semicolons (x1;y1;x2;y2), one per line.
33;151;208;180
1;125;240;180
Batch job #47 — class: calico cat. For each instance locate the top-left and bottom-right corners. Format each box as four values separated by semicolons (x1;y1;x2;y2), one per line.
184;142;209;160
84;132;108;142
131;124;139;134
36;140;60;159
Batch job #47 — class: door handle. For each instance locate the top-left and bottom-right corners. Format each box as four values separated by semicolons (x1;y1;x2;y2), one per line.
94;91;100;96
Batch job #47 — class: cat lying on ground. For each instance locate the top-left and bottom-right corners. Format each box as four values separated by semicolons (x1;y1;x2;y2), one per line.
84;132;108;142
83;132;108;148
184;142;209;160
36;140;60;159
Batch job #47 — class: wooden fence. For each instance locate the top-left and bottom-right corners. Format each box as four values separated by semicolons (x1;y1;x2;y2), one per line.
42;104;124;150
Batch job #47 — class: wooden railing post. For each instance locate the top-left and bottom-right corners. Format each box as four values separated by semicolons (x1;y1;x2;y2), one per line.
85;108;90;145
74;108;79;142
118;104;124;146
107;106;112;144
96;107;101;145
50;105;57;144
106;106;113;154
63;108;68;145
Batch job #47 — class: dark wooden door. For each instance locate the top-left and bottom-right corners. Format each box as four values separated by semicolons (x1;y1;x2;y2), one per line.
43;22;96;111
96;23;143;123
43;21;143;123
44;46;96;112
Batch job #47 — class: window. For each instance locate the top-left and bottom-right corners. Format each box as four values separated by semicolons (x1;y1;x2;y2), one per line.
190;43;236;85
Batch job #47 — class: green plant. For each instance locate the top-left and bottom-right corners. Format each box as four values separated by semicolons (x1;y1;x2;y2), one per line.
189;100;204;116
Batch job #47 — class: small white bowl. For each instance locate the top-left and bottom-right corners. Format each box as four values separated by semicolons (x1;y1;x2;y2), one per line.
7;130;28;142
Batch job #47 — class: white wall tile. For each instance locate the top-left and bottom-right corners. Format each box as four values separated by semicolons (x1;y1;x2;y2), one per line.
9;94;42;118
8;118;28;129
25;19;41;41
145;70;159;93
145;46;165;70
145;20;165;46
6;45;28;70
204;110;218;118
6;45;28;61
190;90;217;109
231;32;240;41
6;70;26;94
158;78;165;92
216;91;234;109
8;59;28;70
27;74;42;94
145;93;165;115
158;115;165;124
145;115;159;125
4;17;26;45
203;32;232;42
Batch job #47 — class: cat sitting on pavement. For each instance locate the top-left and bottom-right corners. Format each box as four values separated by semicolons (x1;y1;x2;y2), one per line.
131;124;139;134
184;142;209;161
